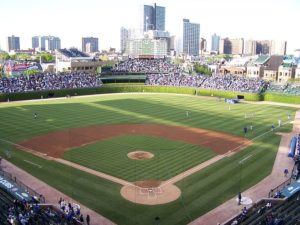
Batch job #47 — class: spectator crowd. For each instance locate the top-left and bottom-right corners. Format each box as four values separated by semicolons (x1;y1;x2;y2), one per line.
145;73;268;93
0;72;102;93
111;58;182;74
7;198;82;225
1;59;299;95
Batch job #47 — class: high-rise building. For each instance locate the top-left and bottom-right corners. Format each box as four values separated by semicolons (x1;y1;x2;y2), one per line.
256;40;271;55
7;35;20;52
32;36;61;51
120;27;129;53
183;19;200;56
230;38;244;55
272;41;287;55
154;4;165;31
211;33;220;52
143;3;165;31
82;37;99;53
219;38;243;55
219;38;231;54
32;36;40;49
200;38;207;53
245;39;257;55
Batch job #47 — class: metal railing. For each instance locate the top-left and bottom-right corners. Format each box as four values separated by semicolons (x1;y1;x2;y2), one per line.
268;161;299;198
268;178;292;198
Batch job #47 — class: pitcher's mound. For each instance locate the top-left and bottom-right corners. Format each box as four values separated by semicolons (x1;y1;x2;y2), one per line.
121;180;181;205
127;151;154;160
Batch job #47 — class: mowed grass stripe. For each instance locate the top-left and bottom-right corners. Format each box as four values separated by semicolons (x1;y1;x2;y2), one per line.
64;135;216;181
0;94;296;225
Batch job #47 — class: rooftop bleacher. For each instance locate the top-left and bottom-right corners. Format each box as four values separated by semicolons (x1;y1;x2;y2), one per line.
58;48;89;58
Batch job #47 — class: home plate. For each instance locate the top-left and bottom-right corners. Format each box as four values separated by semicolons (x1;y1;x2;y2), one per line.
236;196;252;205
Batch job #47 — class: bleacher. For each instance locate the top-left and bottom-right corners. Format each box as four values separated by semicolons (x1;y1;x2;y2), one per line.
266;83;300;96
58;48;89;58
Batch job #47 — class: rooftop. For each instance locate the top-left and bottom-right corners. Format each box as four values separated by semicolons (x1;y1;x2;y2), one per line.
254;55;270;65
58;48;89;58
264;55;284;71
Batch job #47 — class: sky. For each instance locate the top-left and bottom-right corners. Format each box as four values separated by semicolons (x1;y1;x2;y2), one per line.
0;0;299;53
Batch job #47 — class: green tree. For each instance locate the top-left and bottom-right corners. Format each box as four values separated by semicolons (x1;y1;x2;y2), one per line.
15;53;31;61
24;69;40;76
172;57;184;65
36;52;55;63
193;63;212;75
0;52;10;60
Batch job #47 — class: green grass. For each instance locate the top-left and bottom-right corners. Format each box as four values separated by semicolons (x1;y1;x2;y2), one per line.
0;94;296;225
64;135;216;181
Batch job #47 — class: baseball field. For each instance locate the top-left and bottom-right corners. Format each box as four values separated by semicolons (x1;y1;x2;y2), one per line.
0;93;296;225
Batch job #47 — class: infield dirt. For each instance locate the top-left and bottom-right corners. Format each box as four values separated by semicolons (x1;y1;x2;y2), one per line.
17;124;251;158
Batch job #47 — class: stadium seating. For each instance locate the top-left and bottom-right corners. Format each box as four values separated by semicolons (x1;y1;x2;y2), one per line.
266;83;300;95
0;170;84;225
225;158;300;225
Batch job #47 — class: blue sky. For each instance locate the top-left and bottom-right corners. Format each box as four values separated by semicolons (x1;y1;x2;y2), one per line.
0;0;299;53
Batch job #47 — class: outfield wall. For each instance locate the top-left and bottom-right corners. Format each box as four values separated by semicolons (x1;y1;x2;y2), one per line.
0;84;300;104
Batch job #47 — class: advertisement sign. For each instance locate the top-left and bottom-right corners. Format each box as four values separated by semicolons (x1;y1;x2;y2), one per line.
0;175;32;202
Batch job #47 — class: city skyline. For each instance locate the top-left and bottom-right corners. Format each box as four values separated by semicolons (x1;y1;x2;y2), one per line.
0;0;299;53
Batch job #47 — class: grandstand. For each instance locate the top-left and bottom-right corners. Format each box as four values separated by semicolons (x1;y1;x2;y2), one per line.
146;73;268;93
266;82;300;96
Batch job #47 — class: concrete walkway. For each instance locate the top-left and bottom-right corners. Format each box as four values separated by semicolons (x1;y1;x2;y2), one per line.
188;110;300;225
1;159;116;225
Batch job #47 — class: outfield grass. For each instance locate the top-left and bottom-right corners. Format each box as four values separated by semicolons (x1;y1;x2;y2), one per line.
64;135;216;181
0;94;296;225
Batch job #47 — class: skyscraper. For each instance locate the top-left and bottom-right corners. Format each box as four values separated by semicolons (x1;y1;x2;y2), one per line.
219;38;243;55
230;38;244;55
211;33;220;52
120;27;129;53
7;35;20;52
154;4;165;31
143;3;165;31
245;39;257;55
183;19;200;56
200;38;207;53
32;36;61;51
82;37;99;53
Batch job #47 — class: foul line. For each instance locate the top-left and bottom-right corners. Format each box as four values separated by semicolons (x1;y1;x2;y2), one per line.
239;154;253;164
23;159;42;168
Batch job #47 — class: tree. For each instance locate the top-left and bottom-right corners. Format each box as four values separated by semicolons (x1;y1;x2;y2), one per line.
36;52;55;63
0;52;10;60
172;57;184;65
24;69;40;76
194;63;212;75
15;53;31;61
